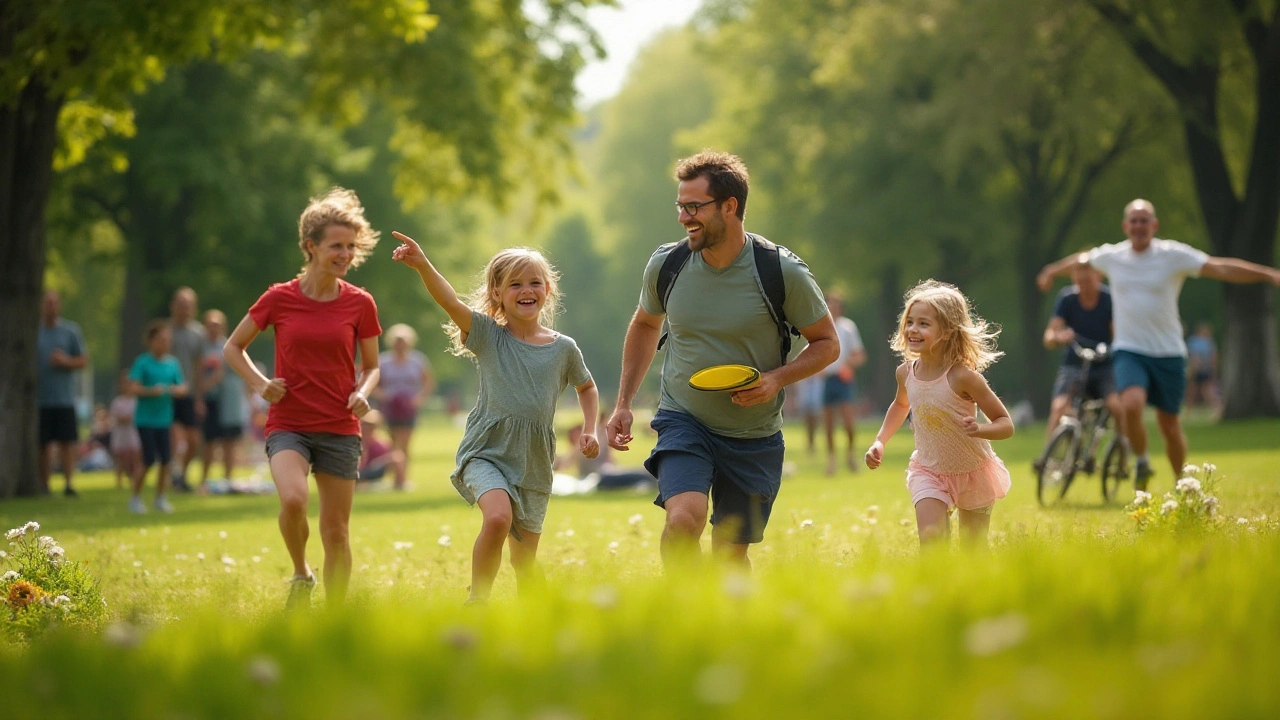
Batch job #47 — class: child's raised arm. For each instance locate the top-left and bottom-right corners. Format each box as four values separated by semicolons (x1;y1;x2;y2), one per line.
865;363;911;470
576;378;600;459
952;366;1014;441
391;231;472;337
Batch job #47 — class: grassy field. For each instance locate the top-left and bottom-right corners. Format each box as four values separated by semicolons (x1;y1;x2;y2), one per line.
2;413;1278;719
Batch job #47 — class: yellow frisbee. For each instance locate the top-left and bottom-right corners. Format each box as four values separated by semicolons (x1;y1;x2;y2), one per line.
689;364;761;392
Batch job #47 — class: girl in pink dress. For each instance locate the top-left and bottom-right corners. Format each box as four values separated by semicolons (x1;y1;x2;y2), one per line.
109;370;143;490
865;280;1013;544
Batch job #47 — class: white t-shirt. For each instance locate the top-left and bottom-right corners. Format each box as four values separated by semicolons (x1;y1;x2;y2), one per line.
1088;238;1208;357
821;316;865;377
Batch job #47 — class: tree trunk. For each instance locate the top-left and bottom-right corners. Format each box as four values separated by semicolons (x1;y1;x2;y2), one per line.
869;261;902;409
0;81;65;498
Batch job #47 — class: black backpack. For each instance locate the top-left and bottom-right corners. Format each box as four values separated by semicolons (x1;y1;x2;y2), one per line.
655;232;801;366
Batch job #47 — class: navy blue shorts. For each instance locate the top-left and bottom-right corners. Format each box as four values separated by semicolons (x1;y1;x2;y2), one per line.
137;426;172;468
173;396;198;427
822;375;856;406
1052;363;1115;400
643;410;785;544
1113;350;1186;415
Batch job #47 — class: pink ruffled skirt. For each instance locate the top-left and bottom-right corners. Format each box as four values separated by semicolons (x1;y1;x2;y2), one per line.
906;454;1011;511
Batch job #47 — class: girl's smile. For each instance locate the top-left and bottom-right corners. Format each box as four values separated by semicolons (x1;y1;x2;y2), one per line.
499;268;547;321
903;301;942;355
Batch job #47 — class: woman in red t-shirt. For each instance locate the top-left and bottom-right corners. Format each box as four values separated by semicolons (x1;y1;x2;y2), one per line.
224;187;382;608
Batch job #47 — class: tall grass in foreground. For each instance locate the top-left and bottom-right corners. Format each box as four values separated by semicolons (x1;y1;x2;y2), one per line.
2;416;1278;718
4;528;1279;719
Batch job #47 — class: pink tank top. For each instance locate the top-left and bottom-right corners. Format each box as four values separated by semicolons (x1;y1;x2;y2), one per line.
905;361;999;475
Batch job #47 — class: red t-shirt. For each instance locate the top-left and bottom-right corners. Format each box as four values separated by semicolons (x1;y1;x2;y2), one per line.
249;279;381;437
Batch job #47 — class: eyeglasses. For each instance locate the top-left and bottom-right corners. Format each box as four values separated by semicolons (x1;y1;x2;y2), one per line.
675;199;719;216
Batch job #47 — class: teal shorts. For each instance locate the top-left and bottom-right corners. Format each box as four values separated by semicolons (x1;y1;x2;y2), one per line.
1113;350;1186;415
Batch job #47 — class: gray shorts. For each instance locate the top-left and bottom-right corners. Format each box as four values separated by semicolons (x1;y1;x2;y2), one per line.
265;431;361;480
459;458;551;534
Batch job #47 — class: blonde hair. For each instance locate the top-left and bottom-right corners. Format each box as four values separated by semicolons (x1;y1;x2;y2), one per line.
385;323;418;349
447;248;562;356
297;187;379;271
890;280;1003;372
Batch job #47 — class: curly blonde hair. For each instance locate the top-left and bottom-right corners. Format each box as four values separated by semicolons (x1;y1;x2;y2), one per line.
447;247;562;356
297;187;379;271
890;280;1003;372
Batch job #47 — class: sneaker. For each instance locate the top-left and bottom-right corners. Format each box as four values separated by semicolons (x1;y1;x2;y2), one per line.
286;573;317;611
128;496;147;514
171;473;192;494
154;496;175;513
64;486;79;498
1135;459;1153;492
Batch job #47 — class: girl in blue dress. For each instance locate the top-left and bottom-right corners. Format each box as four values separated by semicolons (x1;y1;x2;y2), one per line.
392;231;599;602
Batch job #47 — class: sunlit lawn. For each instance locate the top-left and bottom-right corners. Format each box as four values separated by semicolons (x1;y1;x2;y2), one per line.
2;412;1279;719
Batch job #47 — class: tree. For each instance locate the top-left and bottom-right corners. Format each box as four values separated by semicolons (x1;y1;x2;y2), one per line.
0;0;606;498
1086;0;1280;418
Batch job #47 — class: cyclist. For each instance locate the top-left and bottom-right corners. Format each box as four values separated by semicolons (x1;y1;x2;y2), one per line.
1040;263;1124;459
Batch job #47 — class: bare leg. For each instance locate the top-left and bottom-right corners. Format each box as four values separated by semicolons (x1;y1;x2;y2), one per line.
710;524;751;570
38;444;52;494
316;472;356;605
390;427;413;489
804;412;818;454
1105;393;1126;439
270;450;312;578
1155;410;1187;478
840;401;857;470
470;489;513;601
1045;395;1071;441
57;441;76;492
1120;387;1148;457
957;508;992;546
823;406;837;475
661;491;709;568
222;438;238;480
914;498;950;545
507;528;544;596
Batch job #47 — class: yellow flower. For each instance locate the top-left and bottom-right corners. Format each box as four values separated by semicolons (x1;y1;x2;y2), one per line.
7;580;44;609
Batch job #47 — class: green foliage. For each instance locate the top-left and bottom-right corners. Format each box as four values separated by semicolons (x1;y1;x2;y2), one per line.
1125;463;1225;532
1;522;107;643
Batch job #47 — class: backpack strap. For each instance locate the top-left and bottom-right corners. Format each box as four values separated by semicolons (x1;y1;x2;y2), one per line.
747;233;799;366
655;240;693;351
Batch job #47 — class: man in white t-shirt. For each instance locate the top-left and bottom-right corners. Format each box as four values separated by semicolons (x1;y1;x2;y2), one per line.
820;294;867;475
1038;199;1280;489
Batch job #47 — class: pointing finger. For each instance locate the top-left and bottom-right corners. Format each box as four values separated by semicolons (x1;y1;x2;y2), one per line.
392;231;413;244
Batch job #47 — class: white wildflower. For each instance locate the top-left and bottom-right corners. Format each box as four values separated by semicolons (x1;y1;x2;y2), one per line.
196;552;205;560
218;531;228;539
1202;463;1216;475
1237;518;1250;525
24;521;39;533
1161;500;1178;515
252;556;261;563
132;560;142;567
607;541;619;553
47;545;66;562
221;556;237;566
438;535;452;548
565;529;575;537
1175;477;1202;494
0;550;7;558
54;594;70;605
1203;496;1219;514
800;519;814;529
393;541;414;551
38;536;57;549
1181;464;1200;477
628;514;644;527
867;517;879;525
1133;490;1153;507
865;505;880;517
1;570;19;582
5;528;23;541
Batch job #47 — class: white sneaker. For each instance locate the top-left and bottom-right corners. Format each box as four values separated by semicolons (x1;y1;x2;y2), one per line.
129;496;147;514
154;496;175;513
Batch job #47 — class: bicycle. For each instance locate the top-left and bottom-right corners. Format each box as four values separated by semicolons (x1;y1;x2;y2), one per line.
1036;342;1129;506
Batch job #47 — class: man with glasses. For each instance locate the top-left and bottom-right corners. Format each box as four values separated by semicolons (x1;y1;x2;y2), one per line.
606;150;839;569
1038;198;1280;490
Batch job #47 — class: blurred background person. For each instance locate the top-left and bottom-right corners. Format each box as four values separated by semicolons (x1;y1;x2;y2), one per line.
109;370;142;491
820;294;867;476
375;322;434;491
168;286;206;492
37;289;88;497
357;410;406;489
1185;321;1220;413
128;320;187;514
197;309;245;492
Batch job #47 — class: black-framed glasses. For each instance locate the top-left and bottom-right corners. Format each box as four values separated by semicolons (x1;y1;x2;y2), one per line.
675;199;718;216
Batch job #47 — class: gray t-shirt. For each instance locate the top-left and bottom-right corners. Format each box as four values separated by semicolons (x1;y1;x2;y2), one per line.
639;237;828;438
37;319;85;408
451;312;593;496
170;319;206;388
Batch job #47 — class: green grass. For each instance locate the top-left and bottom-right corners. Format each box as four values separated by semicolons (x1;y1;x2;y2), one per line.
3;415;1279;719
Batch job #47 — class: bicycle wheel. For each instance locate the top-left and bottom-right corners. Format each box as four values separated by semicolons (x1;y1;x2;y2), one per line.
1037;424;1078;507
1100;435;1128;503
